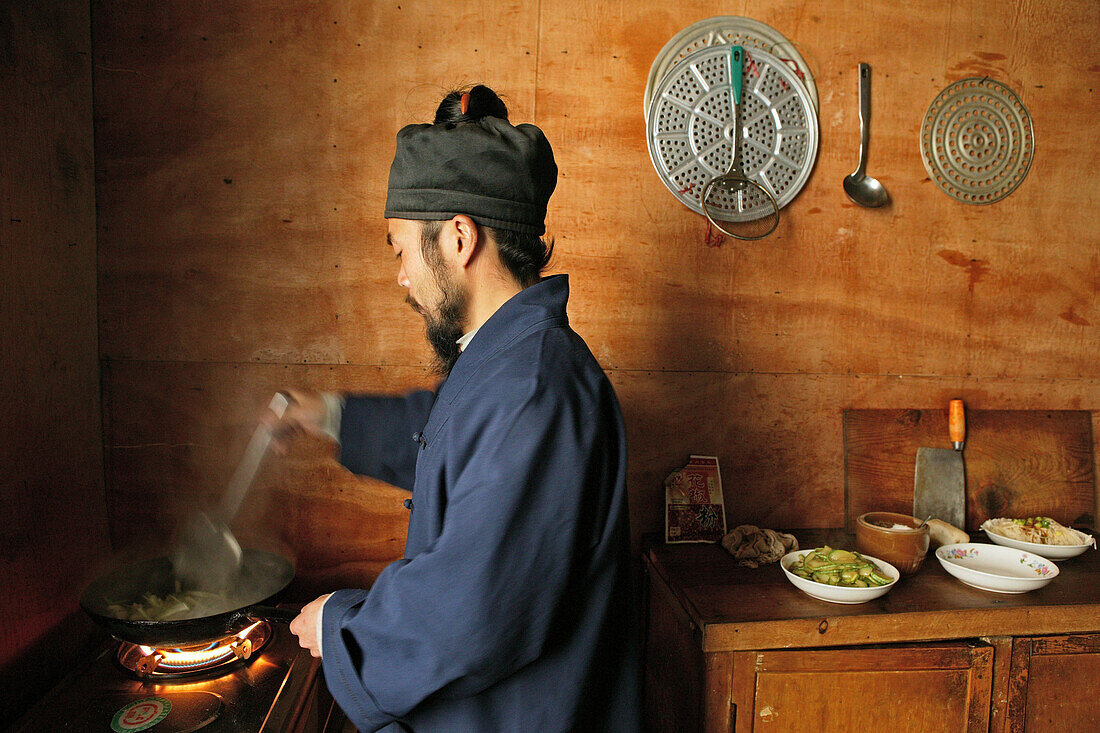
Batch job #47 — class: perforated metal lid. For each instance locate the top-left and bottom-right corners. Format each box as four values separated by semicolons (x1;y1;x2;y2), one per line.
920;78;1034;204
644;16;818;117
646;45;819;218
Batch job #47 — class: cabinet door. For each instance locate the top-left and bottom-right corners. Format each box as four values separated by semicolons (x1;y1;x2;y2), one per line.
1005;634;1100;733
727;642;993;733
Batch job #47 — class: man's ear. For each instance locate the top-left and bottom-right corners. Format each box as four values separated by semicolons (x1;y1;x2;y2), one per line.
450;215;479;269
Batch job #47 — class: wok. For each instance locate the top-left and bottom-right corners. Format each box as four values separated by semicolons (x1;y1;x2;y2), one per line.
80;549;297;647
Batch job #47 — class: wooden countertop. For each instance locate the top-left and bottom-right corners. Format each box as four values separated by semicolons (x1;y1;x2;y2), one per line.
644;529;1100;652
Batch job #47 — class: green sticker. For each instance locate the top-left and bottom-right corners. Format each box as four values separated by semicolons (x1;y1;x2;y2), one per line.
111;697;171;732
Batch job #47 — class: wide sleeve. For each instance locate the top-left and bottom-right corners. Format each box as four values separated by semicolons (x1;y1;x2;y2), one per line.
337;389;436;490
321;375;605;730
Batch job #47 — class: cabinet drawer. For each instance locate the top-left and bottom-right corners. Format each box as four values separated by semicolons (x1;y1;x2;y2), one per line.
729;642;993;733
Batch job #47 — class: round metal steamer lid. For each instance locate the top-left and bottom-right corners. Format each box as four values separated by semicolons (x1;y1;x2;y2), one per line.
646;46;819;219
644;16;819;117
920;78;1034;204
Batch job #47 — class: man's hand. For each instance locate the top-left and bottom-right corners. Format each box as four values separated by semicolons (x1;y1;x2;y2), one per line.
268;388;329;453
290;593;332;658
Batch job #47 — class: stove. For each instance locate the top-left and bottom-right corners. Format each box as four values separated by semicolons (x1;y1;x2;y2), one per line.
13;615;356;732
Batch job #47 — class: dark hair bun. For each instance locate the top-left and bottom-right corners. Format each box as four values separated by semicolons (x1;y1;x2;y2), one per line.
434;84;509;126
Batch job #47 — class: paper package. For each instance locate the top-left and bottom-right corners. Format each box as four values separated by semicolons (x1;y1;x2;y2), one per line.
664;455;727;543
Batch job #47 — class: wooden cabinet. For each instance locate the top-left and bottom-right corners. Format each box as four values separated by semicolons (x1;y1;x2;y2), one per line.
730;643;992;732
643;536;1100;733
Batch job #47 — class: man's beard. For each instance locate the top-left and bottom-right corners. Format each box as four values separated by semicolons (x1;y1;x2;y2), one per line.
408;259;467;376
415;288;465;376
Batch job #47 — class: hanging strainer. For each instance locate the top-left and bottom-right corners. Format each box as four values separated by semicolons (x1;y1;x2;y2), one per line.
920;77;1034;204
646;44;819;220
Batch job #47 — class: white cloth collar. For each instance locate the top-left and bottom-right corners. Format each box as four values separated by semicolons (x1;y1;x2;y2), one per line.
456;327;480;352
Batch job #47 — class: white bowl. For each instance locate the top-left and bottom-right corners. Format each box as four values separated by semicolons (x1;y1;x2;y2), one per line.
982;528;1096;560
935;543;1059;593
780;549;899;604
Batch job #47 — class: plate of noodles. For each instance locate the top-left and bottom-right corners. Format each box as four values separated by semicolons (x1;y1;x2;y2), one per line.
981;517;1096;560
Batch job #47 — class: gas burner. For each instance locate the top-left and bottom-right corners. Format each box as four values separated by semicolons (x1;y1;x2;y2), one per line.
117;620;272;679
14;611;353;733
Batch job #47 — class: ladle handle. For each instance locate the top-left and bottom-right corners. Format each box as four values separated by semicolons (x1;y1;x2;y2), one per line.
856;62;872;177
730;46;743;105
727;46;744;172
218;392;290;520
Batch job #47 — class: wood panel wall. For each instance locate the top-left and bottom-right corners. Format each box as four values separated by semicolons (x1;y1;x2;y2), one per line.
0;0;108;722
92;0;1100;593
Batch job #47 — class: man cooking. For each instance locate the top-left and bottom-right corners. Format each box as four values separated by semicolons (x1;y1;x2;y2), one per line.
281;85;640;732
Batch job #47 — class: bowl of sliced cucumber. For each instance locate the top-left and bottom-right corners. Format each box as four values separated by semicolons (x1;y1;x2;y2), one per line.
780;546;900;604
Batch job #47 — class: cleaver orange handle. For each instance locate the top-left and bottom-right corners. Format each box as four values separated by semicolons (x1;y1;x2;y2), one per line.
949;399;966;450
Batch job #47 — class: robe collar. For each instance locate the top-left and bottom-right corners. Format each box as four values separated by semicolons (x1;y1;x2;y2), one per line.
418;274;570;446
439;273;569;407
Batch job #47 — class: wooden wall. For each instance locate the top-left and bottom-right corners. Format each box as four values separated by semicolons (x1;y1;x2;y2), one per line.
92;0;1099;593
0;0;108;722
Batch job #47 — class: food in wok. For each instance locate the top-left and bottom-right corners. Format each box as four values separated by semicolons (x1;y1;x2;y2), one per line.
81;549;297;647
105;586;228;621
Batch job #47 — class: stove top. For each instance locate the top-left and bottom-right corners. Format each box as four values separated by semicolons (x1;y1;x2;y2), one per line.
13;621;350;732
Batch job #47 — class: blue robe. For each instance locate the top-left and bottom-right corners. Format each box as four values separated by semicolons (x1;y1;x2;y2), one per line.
322;275;640;732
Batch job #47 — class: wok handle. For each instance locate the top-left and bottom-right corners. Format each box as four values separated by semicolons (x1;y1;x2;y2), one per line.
240;605;300;625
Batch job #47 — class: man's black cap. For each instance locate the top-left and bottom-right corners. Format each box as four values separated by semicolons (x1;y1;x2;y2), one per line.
384;116;557;236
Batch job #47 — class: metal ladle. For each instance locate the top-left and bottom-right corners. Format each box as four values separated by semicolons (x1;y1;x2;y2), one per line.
843;63;889;208
173;392;290;591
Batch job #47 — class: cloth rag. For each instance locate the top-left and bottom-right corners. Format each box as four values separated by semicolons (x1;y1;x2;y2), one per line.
720;525;799;567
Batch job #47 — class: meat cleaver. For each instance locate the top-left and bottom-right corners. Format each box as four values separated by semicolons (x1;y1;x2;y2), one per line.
913;399;966;530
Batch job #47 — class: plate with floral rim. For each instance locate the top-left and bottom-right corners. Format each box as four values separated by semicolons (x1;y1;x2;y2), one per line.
935;543;1058;594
